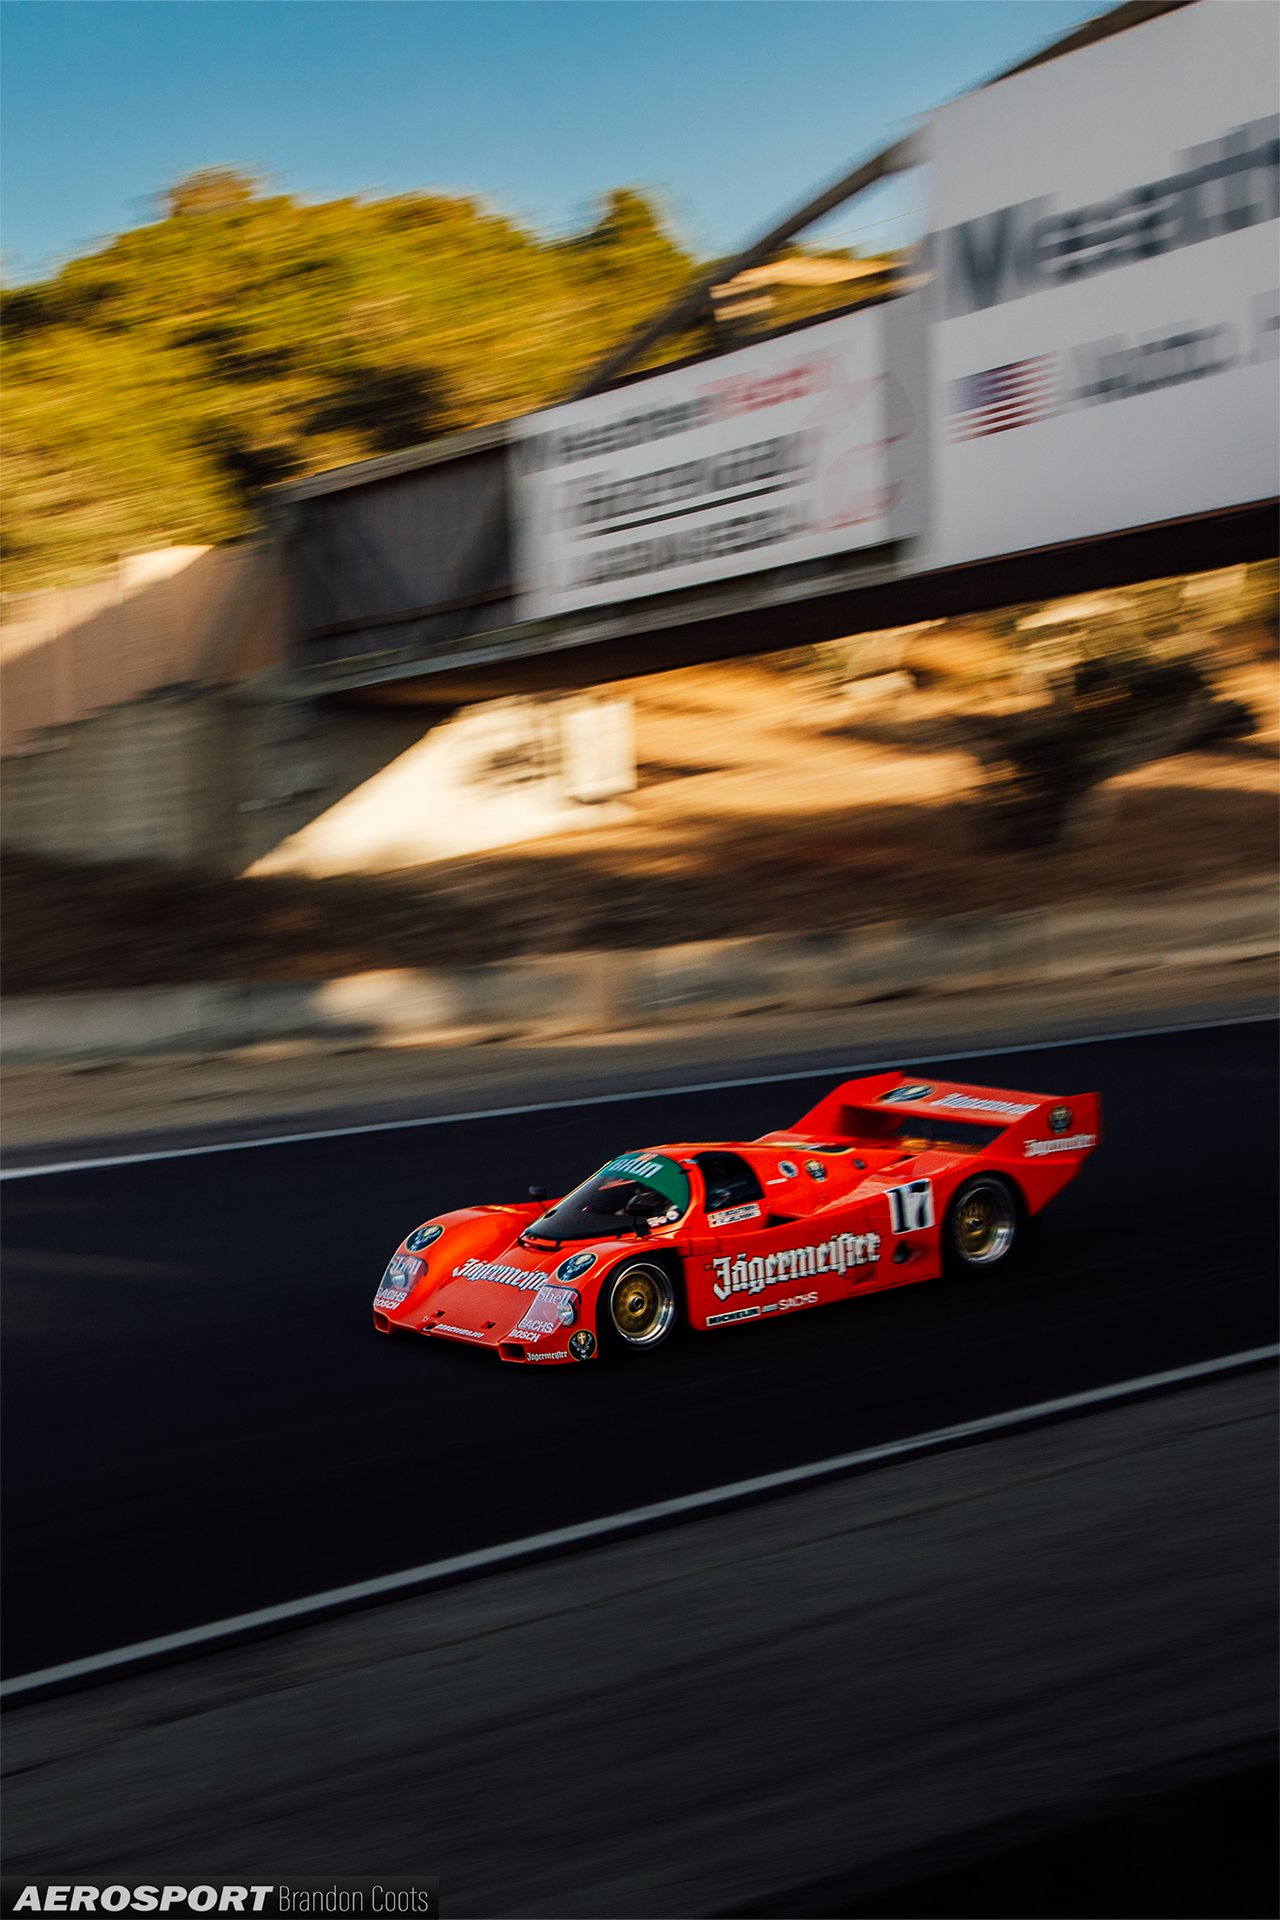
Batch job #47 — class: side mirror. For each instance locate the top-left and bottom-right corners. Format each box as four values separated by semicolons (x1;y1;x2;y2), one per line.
529;1185;547;1201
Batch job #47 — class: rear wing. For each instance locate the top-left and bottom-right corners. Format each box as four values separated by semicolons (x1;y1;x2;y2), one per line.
787;1072;1101;1160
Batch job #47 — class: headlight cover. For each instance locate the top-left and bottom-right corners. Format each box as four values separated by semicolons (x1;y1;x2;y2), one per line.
374;1252;426;1308
514;1284;578;1338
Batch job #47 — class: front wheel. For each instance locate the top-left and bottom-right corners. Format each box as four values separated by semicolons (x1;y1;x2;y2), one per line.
945;1175;1020;1275
598;1260;681;1354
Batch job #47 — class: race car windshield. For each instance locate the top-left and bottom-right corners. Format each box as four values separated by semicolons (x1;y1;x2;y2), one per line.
529;1152;691;1243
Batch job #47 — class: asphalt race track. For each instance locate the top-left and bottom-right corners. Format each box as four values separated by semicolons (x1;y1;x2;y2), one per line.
3;1018;1276;1679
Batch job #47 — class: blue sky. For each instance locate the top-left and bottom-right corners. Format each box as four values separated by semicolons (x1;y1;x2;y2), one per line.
2;1;1099;283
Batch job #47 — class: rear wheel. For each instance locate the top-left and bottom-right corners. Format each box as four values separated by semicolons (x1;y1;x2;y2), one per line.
945;1175;1019;1275
598;1260;680;1354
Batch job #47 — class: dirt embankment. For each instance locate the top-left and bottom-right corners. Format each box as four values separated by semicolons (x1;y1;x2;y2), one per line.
3;655;1276;996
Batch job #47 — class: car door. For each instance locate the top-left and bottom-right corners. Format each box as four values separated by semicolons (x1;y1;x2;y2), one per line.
682;1150;879;1327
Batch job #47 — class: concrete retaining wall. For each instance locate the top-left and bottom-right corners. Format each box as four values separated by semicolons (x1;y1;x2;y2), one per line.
0;546;272;753
1;680;635;876
2;880;1274;1065
0;693;243;868
247;692;635;875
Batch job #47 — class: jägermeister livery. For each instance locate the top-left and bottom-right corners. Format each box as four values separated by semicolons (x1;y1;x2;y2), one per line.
372;1073;1100;1364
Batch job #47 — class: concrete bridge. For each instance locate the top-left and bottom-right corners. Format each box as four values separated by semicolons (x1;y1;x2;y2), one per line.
272;410;1275;714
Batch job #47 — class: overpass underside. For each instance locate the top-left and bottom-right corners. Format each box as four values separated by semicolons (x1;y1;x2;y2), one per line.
287;498;1278;711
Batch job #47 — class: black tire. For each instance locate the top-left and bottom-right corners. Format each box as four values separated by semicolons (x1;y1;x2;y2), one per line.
596;1259;681;1355
944;1174;1020;1276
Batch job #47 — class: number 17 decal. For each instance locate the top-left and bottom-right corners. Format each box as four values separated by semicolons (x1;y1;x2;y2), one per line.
887;1179;935;1233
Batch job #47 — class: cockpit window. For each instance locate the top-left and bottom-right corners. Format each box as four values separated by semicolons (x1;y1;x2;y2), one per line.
529;1152;691;1244
693;1150;764;1209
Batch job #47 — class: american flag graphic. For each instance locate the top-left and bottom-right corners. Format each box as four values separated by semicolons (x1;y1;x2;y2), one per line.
948;356;1059;441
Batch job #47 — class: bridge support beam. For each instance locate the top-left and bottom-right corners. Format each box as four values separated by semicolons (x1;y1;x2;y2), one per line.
1;685;636;879
245;689;634;878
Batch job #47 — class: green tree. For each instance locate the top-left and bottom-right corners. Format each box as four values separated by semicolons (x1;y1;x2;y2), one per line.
1;172;698;593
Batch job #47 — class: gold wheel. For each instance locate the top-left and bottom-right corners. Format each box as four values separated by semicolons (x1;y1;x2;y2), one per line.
605;1262;678;1350
948;1178;1017;1270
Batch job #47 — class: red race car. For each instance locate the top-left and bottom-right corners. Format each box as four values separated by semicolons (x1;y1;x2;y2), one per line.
372;1072;1100;1363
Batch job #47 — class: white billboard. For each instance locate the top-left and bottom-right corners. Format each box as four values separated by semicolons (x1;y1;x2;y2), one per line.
925;0;1279;568
512;303;924;621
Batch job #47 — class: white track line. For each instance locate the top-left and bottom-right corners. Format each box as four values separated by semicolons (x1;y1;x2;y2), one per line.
1;1012;1272;1181
4;1343;1275;1702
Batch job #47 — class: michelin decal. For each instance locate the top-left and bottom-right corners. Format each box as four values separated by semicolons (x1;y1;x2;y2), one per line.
707;1203;761;1227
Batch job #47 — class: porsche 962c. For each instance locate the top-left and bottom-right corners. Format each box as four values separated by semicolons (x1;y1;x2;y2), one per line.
372;1072;1099;1363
